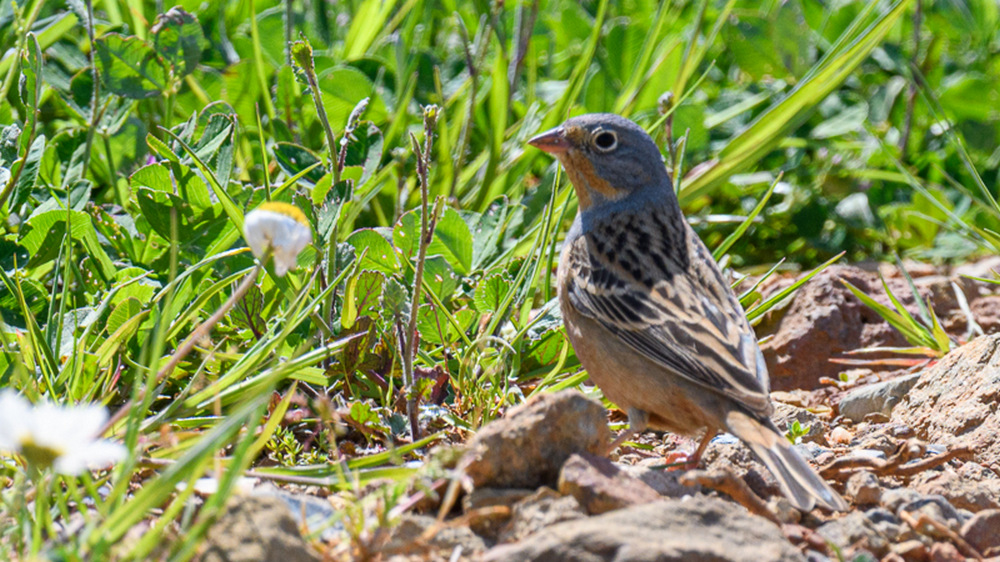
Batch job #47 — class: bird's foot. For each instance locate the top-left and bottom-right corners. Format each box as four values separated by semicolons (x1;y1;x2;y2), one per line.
658;449;702;471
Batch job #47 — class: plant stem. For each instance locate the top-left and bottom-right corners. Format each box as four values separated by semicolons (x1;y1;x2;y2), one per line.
402;108;439;441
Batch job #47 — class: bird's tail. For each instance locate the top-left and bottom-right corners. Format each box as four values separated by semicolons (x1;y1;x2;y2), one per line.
725;410;848;512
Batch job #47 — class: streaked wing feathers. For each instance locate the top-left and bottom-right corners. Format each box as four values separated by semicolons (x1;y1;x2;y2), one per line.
565;227;771;414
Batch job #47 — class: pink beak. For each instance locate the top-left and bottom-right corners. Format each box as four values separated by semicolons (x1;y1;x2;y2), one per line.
528;126;571;154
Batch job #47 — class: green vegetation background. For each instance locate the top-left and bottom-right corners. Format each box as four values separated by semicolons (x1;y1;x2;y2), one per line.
1;0;999;558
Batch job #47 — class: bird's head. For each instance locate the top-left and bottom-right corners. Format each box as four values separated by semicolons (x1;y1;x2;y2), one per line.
528;113;673;212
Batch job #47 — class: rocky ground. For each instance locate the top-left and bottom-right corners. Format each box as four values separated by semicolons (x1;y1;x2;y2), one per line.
199;259;1000;561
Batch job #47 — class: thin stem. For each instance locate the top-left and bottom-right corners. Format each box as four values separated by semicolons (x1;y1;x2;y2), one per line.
402;108;440;441
898;0;922;159
81;0;100;176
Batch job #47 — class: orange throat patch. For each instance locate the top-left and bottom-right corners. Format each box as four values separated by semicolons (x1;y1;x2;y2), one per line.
558;150;622;210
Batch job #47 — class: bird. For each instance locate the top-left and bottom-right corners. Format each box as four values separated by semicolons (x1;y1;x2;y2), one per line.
528;113;847;512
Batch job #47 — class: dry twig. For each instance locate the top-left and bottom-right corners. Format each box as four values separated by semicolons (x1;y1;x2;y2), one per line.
679;468;781;524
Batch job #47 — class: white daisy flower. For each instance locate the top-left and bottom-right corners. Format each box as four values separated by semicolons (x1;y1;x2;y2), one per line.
243;202;313;276
0;391;126;475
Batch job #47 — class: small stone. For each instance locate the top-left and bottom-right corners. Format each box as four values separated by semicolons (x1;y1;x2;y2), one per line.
381;514;487;557
845;471;881;506
557;453;661;515
829;426;853;444
773;403;829;445
767;496;801;525
461;390;611;490
927;542;964;562
864;508;913;543
882;488;923;513
202;495;320;562
620;462;694;498
816;510;891;557
960;509;1000;555
898;496;966;538
890;539;929;562
462;488;534;512
839;374;921;423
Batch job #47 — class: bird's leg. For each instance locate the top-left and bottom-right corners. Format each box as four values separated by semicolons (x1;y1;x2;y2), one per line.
603;407;649;456
662;427;718;471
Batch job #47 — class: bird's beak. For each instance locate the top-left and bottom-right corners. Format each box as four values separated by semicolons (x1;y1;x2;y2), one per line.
528;126;571;154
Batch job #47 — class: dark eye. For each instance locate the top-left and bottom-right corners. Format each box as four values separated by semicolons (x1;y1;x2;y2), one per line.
593;130;618;152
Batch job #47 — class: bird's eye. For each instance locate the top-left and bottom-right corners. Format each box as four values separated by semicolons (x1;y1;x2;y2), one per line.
593;130;618;152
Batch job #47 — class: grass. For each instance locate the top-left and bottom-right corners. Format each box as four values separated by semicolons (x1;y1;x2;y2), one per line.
1;0;999;558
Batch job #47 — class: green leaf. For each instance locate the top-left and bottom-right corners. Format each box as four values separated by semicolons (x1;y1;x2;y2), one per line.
95;34;169;99
474;272;511;314
151;7;206;77
422;256;459;301
343;121;383;188
347;229;399;274
19;209;115;280
380;277;410;323
106;297;142;335
429;208;473;275
416;304;475;346
230;284;266;336
274;142;325;186
18;33;42;119
10;134;45;210
470;197;509;271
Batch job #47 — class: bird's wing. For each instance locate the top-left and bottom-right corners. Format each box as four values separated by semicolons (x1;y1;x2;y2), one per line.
564;218;771;414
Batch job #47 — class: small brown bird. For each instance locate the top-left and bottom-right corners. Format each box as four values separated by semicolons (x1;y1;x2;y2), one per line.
529;113;847;512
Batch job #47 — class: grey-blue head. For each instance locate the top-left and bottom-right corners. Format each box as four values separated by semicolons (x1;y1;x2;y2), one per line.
528;113;675;215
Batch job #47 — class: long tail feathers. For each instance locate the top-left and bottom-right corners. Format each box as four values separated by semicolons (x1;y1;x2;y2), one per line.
726;410;848;512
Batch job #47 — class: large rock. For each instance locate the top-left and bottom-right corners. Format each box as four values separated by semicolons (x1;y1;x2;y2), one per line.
756;266;912;390
483;496;804;562
891;334;1000;470
461;390;610;489
755;263;1000;391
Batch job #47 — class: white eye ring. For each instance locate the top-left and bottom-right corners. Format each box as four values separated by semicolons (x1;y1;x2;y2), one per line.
592;129;618;152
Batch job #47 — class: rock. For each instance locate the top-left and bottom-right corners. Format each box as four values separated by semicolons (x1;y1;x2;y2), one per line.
756;266;915;390
703;434;782;502
381;514;487;557
970;296;1000;335
815;511;892;557
201;495;320;562
829;426;853;445
254;487;342;541
844;471;882;506
898;496;966;537
773;403;829;445
557;453;661;515
881;488;923;513
892;334;1000;470
890;539;929;562
838;374;921;422
497;488;587;544
461;390;610;490
462;488;534;512
620;461;694;498
960;509;1000;556
927;542;964;562
864;508;915;544
483;496;805;562
911;465;1000;512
